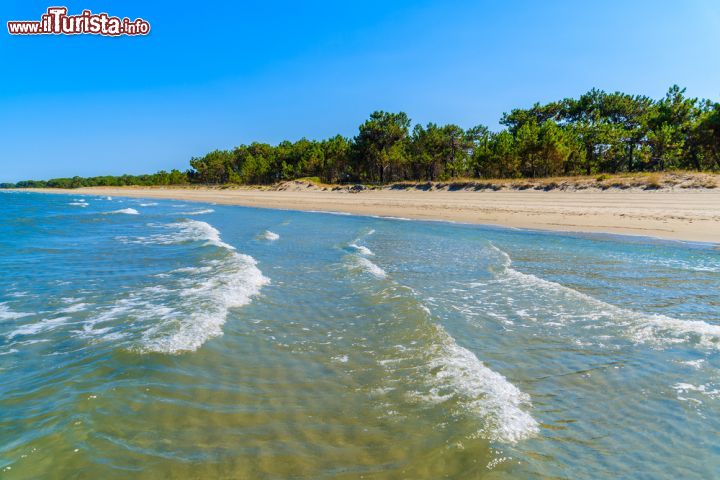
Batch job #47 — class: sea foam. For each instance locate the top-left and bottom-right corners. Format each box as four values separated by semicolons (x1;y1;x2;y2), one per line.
489;243;720;349
105;208;139;215
356;256;386;278
85;220;268;354
260;230;280;241
349;243;374;256
8;316;72;338
375;292;538;444
350;246;537;444
346;230;380;273
178;208;214;216
426;325;539;444
0;303;31;321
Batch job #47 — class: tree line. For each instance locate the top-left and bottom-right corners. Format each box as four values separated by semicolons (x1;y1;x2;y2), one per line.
5;85;719;189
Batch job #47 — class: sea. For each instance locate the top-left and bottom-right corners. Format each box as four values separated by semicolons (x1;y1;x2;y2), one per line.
1;191;719;479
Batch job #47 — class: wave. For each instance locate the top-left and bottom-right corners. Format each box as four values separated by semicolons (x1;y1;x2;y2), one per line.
0;303;31;321
58;303;88;314
346;229;383;276
172;220;235;250
115;220;232;248
178;208;214;216
260;230;279;241
349;243;374;256
355;256;386;278
425;325;539;444
648;257;720;273
369;215;413;221
68;201;88;207
347;227;376;256
8;316;71;338
84;220;269;354
345;242;537;444
673;382;720;405
105;208;139;215
372;289;538;444
488;243;720;349
139;202;158;207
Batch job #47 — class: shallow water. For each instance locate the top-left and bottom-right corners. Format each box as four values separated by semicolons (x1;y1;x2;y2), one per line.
1;191;719;479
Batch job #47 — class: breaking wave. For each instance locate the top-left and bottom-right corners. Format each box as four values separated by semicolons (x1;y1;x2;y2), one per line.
260;230;280;241
105;208;139;215
488;243;720;349
85;220;268;353
346;229;380;273
345;237;538;444
355;256;386;278
0;303;31;321
349;242;374;256
424;325;539;443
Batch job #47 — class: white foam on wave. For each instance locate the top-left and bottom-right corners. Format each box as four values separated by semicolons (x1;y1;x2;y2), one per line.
350;249;537;444
347;229;377;268
68;201;88;207
673;382;720;405
488;243;720;349
424;325;539;444
178;208;214;216
139;253;268;353
641;256;720;274
679;359;705;369
673;382;720;396
115;220;231;248
307;210;354;216
105;208;139;215
139;202;158;207
332;354;349;363
260;230;279;241
356;256;387;278
59;303;88;314
349;243;374;256
8;316;71;338
173;220;235;250
0;303;31;321
368;215;414;221
84;220;269;354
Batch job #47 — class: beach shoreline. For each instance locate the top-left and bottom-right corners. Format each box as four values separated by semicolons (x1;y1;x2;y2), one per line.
12;186;720;244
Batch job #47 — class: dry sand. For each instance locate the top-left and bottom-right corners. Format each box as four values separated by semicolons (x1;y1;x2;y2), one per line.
21;186;720;244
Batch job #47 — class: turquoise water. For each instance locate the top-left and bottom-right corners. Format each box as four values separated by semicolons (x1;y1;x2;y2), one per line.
1;191;719;479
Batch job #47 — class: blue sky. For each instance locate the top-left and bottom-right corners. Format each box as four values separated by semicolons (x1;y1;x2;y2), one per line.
1;0;719;182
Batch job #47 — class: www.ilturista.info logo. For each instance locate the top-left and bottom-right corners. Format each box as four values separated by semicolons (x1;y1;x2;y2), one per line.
7;7;150;36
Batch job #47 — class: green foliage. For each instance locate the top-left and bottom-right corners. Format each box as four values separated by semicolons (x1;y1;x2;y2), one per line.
11;170;189;188
351;111;411;183
7;86;720;189
190;150;233;184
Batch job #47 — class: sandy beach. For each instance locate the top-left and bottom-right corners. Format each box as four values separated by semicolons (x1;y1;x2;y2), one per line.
20;186;720;244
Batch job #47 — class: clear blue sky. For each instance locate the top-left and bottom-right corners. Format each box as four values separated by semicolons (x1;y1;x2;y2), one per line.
1;0;719;182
